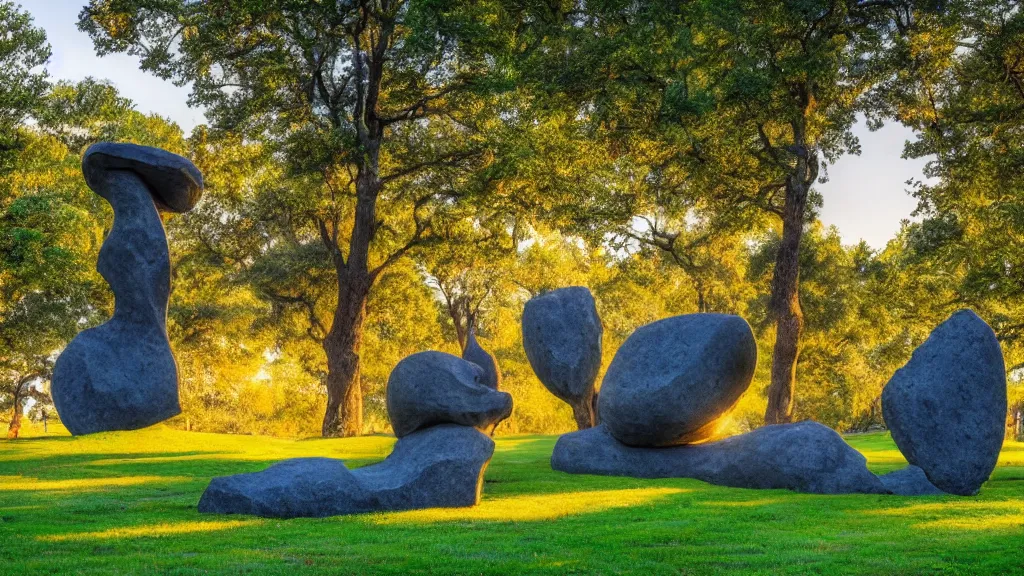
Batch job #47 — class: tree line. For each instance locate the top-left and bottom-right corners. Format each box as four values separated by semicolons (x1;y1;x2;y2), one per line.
2;0;1022;439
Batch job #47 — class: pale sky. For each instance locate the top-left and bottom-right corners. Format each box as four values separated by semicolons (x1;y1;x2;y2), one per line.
24;0;929;249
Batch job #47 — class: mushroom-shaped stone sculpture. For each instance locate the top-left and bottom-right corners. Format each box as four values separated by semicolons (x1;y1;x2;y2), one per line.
521;287;603;429
51;143;203;435
386;351;513;437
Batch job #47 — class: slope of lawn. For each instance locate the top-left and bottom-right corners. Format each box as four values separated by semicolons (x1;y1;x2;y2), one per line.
1;425;1022;575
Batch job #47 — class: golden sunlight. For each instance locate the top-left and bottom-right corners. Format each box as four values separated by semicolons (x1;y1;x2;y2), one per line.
0;475;191;492
38;520;264;542
368;487;689;524
865;500;1024;531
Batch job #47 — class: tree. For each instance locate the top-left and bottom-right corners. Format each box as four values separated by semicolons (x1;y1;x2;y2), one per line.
872;1;1024;356
531;0;918;423
81;0;554;436
744;223;948;430
0;1;50;173
420;219;520;352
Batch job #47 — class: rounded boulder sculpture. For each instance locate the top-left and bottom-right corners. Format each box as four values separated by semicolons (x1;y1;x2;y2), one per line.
522;287;603;429
598;313;757;447
882;309;1006;496
51;143;203;435
386;351;513;437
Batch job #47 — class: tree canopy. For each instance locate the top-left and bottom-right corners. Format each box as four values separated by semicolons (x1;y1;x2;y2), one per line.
0;0;1020;440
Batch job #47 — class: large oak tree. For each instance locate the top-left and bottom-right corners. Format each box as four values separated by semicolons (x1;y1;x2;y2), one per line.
80;0;554;435
530;0;924;424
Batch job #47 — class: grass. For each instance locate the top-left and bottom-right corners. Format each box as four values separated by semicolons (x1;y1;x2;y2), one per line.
1;426;1022;575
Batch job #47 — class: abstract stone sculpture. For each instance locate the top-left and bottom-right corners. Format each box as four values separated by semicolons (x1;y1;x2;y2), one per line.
199;424;494;518
877;465;946;496
52;143;203;435
386;351;513;437
551;421;887;495
882;309;1006;496
598;314;757;446
462;329;501;390
522;287;603;429
202;347;512;518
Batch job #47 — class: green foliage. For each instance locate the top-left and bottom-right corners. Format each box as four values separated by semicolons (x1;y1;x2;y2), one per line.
1;0;1021;440
0;129;102;429
0;1;50;173
875;2;1024;366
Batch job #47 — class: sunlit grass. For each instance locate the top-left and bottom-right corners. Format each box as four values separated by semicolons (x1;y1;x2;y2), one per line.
1;426;1022;574
0;475;190;492
39;519;265;542
372;487;689;524
865;499;1024;531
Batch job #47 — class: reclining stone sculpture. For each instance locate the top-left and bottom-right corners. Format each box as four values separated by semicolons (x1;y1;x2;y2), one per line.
551;308;1008;496
550;313;886;494
199;351;512;518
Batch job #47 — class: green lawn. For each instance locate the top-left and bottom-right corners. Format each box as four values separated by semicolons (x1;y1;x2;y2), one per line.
1;427;1022;575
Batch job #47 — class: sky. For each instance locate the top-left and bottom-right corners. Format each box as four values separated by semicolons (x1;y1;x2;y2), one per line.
24;0;930;249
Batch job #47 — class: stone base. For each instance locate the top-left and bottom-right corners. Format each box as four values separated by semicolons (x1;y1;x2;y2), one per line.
877;465;947;496
52;322;180;435
551;422;887;495
198;424;494;518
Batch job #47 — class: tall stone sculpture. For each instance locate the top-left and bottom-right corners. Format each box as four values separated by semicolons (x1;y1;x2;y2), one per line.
882;309;1006;496
522;287;603;429
51;143;203;435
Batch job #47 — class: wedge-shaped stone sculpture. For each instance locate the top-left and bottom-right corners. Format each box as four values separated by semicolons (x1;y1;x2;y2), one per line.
199;424;494;518
878;466;946;496
462;330;501;390
386;351;513;437
598;314;757;447
522;287;603;429
52;143;203;435
882;309;1006;496
551;421;887;494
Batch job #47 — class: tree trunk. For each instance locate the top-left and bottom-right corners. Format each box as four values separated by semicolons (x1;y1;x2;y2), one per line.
453;301;469;352
569;390;596;430
6;384;23;439
321;262;371;438
319;15;394;437
447;296;475;353
7;406;22;439
764;151;813;425
320;117;381;437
